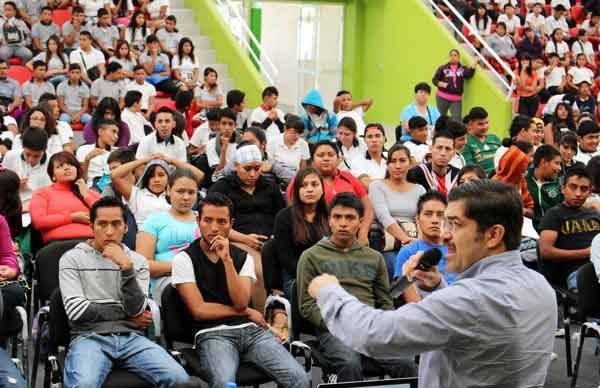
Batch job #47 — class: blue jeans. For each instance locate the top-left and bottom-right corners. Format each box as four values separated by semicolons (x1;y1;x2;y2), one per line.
195;325;310;388
317;329;417;382
64;332;189;388
0;346;26;388
59;112;91;124
383;250;399;281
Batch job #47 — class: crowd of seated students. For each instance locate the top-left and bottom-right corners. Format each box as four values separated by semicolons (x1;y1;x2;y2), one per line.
1;1;600;385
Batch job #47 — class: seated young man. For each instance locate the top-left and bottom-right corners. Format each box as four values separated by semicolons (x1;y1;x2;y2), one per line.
171;192;310;388
135;107;187;163
407;130;459;197
22;61;55;108
333;89;373;137
559;132;585;176
573;120;600;165
59;196;190;387
76;119;119;186
539;167;600;288
526;144;563;231
57;63;92;125
126;65;157;117
297;192;417;382
393;191;455;302
90;61;127;108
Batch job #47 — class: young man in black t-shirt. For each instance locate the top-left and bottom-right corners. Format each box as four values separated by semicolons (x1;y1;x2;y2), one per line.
170;193;309;388
539;167;600;287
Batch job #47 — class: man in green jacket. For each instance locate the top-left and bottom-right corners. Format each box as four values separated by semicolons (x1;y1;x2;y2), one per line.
462;107;501;175
297;193;416;382
526;145;563;231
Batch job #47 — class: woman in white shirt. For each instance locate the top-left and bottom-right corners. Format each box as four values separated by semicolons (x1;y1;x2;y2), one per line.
145;0;169;29
109;40;138;79
571;30;596;71
469;4;492;48
350;122;387;189
172;37;199;91
336;116;366;171
26;35;69;88
545;28;570;65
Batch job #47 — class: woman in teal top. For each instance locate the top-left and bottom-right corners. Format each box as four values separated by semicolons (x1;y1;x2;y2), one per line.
136;168;200;303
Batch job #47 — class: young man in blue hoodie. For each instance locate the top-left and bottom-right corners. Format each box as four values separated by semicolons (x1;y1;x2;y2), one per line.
301;88;338;143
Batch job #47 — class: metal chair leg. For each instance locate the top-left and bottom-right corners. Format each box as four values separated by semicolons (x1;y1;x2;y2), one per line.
564;311;573;376
570;325;587;388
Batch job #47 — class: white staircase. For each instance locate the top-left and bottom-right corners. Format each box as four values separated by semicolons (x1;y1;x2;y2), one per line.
170;0;235;96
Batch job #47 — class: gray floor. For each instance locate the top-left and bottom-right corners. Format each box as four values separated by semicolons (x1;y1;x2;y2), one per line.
19;325;598;387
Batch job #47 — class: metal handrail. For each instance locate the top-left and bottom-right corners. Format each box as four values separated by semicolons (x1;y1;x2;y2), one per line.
430;0;515;97
215;0;279;85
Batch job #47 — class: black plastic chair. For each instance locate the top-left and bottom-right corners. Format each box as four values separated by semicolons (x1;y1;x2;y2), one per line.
30;239;84;387
290;280;386;383
161;285;286;388
570;262;600;388
0;290;29;386
44;289;152;388
536;244;579;376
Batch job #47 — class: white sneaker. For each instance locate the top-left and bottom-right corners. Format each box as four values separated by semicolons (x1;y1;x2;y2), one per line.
551;352;558;361
555;328;565;337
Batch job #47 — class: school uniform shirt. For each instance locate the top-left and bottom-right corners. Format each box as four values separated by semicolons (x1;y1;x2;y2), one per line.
189;122;215;149
76;144;113;187
108;56;136;74
126;80;156;111
69;46;105;72
571;40;595;59
135;131;187;163
79;0;110;19
407;163;459;197
404;140;430;164
147;0;168;19
194;84;223;119
545;40;569;58
249;105;285;143
544;16;569;36
32;52;68;73
31;21;59;49
1;149;51;207
22;80;55;106
206;137;236;168
337;107;366;137
0;77;21;101
121;108;150;145
57;80;90;113
172;55;199;82
568;66;594;86
90;78;127;102
573;147;600;165
538;66;566;88
350;154;387;182
91;24;119;51
497;14;521;35
450;152;466;170
125;27;146;52
526;13;545;35
155;28;182;54
338;141;367;171
126;186;170;226
266;133;310;173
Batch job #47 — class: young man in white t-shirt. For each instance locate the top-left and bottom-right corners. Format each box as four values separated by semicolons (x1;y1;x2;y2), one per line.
136;107;187;163
403;116;430;164
539;53;566;94
76;119;119;186
126;64;157;117
68;30;105;85
248;86;285;143
497;3;521;37
333;90;373;137
526;2;546;38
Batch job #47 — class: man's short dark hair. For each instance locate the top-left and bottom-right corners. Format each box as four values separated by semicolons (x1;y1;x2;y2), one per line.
447;179;523;250
124;90;142;108
226;89;245;108
165;15;176;23
206;108;220;122
22;127;48;151
199;192;234;220
559;132;578;150
417;190;447;215
262;86;278;99
80;30;92;40
146;34;159;45
577;120;600;137
220;107;236;122
156;106;175;119
329;192;364;218
133;64;145;72
32;60;46;70
433;130;454;145
414;82;431;95
90;196;127;224
336;90;351;97
107;148;135;165
285;114;304;134
106;61;122;74
38;93;57;105
72;5;84;14
97;119;119;132
446;119;467;138
408;116;428;130
467;107;488;121
533;144;561;167
97;7;109;17
41;5;52;13
564;166;592;186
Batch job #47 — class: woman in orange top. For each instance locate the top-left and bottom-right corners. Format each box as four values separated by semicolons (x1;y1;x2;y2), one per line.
493;143;534;219
516;55;543;118
30;151;101;242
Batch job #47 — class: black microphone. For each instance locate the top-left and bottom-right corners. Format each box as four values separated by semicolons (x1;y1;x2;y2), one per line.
390;248;443;299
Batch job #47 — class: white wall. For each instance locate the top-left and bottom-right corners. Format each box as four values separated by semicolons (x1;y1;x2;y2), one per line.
259;2;344;114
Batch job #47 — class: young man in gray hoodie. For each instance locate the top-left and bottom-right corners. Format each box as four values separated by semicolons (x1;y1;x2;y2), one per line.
297;192;417;382
59;196;190;387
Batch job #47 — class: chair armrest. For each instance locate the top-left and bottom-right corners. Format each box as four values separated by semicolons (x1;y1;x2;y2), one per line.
47;355;62;385
147;299;161;339
169;350;186;368
291;340;312;372
15;306;28;341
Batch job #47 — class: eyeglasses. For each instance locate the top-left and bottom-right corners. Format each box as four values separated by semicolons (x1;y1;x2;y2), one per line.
440;219;460;233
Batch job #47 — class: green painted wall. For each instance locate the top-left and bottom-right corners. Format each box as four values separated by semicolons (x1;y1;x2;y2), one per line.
340;0;512;137
184;0;266;107
249;5;262;69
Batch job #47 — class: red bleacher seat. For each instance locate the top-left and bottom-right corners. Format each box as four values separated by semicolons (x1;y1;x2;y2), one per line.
155;91;170;99
571;5;585;25
154;99;175;111
570;27;579;38
71;123;84;131
7;57;22;66
545;4;551;16
7;65;31;85
53;9;72;29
